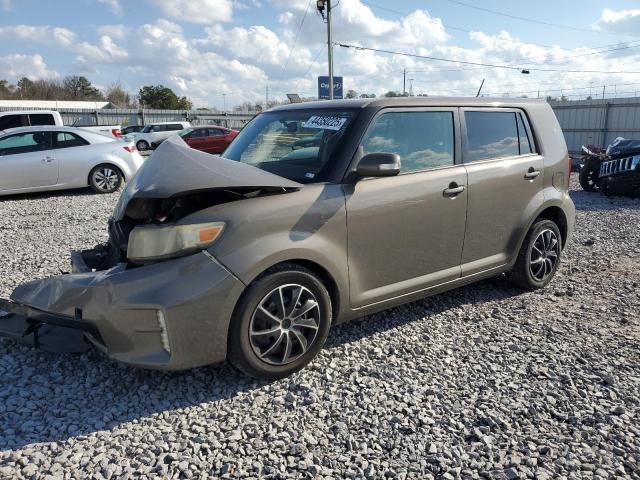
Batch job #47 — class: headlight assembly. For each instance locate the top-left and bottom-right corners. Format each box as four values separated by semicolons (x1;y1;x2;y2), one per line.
127;222;225;262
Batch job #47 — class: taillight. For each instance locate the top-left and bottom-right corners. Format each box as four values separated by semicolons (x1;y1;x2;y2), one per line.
123;145;137;153
112;128;122;137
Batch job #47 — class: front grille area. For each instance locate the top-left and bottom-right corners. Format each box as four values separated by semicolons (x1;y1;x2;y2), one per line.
600;156;638;177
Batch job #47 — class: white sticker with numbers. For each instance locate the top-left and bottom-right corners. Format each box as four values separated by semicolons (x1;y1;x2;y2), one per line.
302;116;348;131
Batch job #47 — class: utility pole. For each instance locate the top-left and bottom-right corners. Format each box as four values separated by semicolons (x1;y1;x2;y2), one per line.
602;85;606;99
317;0;334;100
409;78;414;97
266;85;269;109
403;69;406;96
222;93;226;112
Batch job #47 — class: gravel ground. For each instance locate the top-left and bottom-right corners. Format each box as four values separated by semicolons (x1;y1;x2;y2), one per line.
0;177;639;479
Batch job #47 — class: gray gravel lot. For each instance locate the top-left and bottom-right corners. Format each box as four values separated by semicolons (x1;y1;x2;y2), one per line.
1;177;639;479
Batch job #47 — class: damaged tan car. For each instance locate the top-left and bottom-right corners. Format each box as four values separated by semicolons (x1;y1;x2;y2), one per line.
0;98;575;379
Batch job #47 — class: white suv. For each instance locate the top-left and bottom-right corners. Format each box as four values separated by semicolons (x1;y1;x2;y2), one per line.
124;121;191;151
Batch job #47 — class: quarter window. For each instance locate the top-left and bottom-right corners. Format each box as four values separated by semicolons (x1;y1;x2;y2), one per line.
0;114;27;131
55;132;89;149
0;132;52;156
362;111;455;173
464;111;534;162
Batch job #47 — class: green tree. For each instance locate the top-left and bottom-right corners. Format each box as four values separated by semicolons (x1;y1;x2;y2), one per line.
345;89;358;99
63;75;104;100
384;91;403;97
0;79;15;99
138;85;192;109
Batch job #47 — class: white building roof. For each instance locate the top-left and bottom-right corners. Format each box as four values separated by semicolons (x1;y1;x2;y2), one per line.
0;100;113;109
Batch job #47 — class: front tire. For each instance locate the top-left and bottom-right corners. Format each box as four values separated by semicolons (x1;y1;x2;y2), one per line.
89;164;123;194
228;264;332;380
509;219;562;290
579;158;600;192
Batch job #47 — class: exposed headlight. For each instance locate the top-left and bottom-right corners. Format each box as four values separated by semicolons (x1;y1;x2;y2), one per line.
127;222;225;262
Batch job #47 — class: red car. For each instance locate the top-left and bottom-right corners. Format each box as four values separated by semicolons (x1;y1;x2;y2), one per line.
178;126;239;154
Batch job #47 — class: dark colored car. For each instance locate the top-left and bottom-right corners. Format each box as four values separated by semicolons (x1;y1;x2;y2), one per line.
0;98;575;380
179;126;239;154
121;125;144;135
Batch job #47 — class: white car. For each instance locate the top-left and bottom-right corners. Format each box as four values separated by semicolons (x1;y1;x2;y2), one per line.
0;126;144;196
0;110;122;138
124;121;191;151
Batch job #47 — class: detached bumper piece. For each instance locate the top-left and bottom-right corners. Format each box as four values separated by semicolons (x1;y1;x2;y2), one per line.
0;298;100;353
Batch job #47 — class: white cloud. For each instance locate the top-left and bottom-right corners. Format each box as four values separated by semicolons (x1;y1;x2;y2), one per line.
97;0;123;16
150;0;234;24
97;24;129;39
0;54;58;80
0;25;76;48
1;0;13;11
593;8;640;35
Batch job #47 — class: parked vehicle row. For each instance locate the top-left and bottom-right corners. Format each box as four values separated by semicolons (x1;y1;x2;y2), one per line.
0;126;143;195
152;125;238;154
0;97;575;380
122;121;191;151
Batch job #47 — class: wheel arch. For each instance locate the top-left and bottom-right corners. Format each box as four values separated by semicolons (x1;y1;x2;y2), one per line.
246;258;342;324
535;206;569;247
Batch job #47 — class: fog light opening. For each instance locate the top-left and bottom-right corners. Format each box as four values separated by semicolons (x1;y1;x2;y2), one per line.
157;310;171;353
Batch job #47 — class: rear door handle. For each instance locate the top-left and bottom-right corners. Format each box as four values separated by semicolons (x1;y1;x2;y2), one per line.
524;168;540;179
443;184;465;197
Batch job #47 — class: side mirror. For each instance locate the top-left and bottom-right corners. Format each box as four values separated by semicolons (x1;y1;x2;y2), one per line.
356;152;401;177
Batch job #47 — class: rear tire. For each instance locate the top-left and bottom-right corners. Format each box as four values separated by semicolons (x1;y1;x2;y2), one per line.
228;264;332;380
509;219;562;290
136;140;149;151
579;158;600;192
89;164;123;194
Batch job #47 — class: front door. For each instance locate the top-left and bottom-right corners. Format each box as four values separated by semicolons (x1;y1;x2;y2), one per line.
345;108;467;308
460;108;544;275
0;131;57;191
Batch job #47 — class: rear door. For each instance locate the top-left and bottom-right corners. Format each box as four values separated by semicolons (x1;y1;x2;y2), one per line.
0;131;57;190
53;131;91;185
208;128;228;153
345;108;467;307
460;108;543;275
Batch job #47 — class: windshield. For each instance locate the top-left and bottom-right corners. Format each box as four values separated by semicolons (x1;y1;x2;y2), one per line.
222;109;355;183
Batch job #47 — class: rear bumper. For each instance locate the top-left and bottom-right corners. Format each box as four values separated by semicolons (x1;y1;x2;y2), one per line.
0;250;246;370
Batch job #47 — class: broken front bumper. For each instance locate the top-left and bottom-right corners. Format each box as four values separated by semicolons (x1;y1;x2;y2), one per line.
0;249;246;370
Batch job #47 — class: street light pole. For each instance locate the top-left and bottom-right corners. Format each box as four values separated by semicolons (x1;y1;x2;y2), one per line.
317;0;334;100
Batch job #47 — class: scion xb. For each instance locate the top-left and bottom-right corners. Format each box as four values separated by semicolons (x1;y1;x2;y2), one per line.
0;98;574;380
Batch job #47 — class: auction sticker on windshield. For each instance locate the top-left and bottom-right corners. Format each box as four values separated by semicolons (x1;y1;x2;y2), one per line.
303;116;348;131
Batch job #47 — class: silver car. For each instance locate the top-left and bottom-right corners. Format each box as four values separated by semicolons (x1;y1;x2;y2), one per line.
0;126;144;195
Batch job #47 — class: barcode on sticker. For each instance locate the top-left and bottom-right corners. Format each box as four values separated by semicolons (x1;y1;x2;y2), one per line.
303;116;347;131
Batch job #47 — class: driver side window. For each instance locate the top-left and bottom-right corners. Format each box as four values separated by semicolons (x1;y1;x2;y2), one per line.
0;132;53;156
362;111;455;173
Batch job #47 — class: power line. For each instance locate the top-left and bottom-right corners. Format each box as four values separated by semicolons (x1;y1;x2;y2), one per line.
336;42;640;75
442;0;636;36
279;0;312;79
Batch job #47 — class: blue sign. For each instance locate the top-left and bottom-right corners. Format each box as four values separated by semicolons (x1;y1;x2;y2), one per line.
318;76;343;100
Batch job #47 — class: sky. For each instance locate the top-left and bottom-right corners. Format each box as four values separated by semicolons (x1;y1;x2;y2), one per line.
1;0;640;109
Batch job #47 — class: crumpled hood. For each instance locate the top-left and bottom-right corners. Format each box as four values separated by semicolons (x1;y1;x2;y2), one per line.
113;135;302;220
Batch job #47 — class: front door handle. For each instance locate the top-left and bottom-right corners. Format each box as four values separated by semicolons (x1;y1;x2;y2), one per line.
41;156;54;163
443;183;465;197
524;167;540;179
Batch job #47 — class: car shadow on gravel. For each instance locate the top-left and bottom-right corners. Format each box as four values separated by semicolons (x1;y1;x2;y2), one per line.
0;188;118;202
0;277;523;451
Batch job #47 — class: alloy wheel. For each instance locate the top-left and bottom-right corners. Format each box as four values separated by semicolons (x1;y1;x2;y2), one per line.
529;229;560;282
249;284;320;366
92;167;119;192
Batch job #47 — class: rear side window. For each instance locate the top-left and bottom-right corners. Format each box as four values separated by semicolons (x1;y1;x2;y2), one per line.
362;111;455;173
29;114;56;126
167;124;183;131
464;110;535;162
0;114;27;130
0;131;52;156
55;132;89;149
210;128;225;136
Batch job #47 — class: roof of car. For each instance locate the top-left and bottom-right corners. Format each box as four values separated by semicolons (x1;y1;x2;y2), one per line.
0;125;94;136
268;96;546;111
